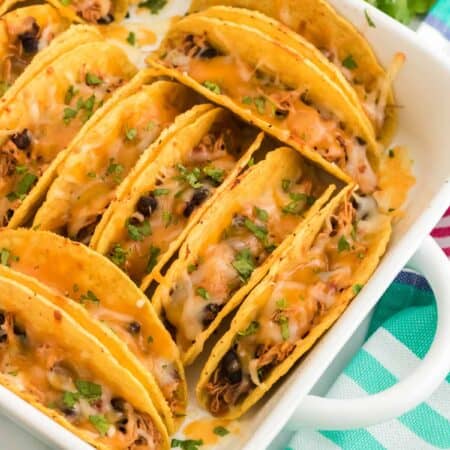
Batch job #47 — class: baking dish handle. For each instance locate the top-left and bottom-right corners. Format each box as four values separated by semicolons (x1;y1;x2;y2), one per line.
287;235;450;430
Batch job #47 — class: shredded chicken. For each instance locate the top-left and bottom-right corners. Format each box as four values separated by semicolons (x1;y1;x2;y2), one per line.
72;0;113;23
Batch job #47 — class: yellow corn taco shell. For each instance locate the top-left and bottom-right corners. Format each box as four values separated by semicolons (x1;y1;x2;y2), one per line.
0;2;71;95
0;228;186;433
92;107;263;288
152;147;336;365
32;70;200;245
197;185;391;418
190;0;399;142
47;0;128;24
0;275;169;449
0;38;137;229
150;15;381;193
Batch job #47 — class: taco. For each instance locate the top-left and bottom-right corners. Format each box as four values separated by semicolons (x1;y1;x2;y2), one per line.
47;0;128;24
149;14;381;193
32;71;200;245
196;185;391;418
0;275;169;449
0;37;137;229
0;229;186;433
189;0;403;142
0;2;71;95
92;107;263;288
152;147;336;365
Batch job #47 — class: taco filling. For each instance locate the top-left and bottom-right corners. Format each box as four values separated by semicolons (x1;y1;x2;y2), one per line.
107;121;247;284
63;0;115;24
0;309;162;449
163;168;324;352
203;192;388;415
0;62;129;227
158;32;378;193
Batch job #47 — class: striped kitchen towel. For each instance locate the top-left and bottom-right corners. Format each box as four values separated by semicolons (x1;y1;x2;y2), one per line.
432;207;450;257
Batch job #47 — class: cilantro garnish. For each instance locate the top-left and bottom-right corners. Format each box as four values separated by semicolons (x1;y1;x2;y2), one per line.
203;81;221;94
80;290;100;305
147;245;160;273
203;166;225;184
153;188;170;196
110;243;127;267
237;320;259;337
126;218;151;241
89;414;110;436
253;96;266;114
127;31;136;46
276;298;287;309
342;55;358;70
277;315;290;340
353;284;364;294
7;172;37;201
125;127;137;141
338;235;351;252
213;426;229;436
232;248;255;282
176;164;203;188
64;85;78;105
196;287;210;300
0;248;11;266
138;0;167;14
254;206;268;222
85;73;103;86
106;158;124;183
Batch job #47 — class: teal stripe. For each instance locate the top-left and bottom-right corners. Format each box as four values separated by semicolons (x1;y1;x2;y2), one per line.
431;0;450;26
320;430;386;450
400;404;450;448
344;349;396;393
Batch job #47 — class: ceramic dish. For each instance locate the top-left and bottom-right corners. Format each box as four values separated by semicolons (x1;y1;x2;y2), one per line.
0;1;449;449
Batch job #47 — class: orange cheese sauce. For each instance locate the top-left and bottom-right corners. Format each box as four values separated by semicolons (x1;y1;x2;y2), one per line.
107;126;245;285
0;311;160;448
163;163;327;352
183;418;237;445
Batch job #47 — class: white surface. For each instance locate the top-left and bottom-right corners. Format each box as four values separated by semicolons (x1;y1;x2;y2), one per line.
0;0;450;449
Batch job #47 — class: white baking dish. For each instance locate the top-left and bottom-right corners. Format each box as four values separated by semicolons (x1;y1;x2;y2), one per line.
1;1;450;449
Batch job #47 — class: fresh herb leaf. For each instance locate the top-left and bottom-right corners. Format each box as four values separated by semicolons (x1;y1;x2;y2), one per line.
254;206;268;222
232;249;255;282
254;96;266;114
388;149;395;158
89;415;110;436
64;85;78;105
60;0;71;6
162;211;172;227
85;73;103;86
63;107;78;124
106;159;124;183
203;80;221;94
187;263;197;273
126;218;151;241
87;171;96;178
153;188;170;196
244;218;268;242
80;290;100;305
276;298;287;309
138;0;167;14
62;391;79;408
213;426;229;436
365;9;376;27
242;96;252;105
196;287;210;300
203;166;225;184
176;164;203;188
338;235;351;252
7;172;37;201
237;320;259;337
127;31;136;46
171;439;203;450
342;55;358;70
0;248;11;266
15;165;27;174
277;315;289;340
147;246;160;273
281;179;291;192
147;335;154;344
110;243;127;267
75;380;102;401
353;284;364;295
247;157;255;168
125;127;137;141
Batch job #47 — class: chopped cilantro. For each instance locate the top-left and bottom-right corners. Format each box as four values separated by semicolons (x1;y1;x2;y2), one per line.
87;172;96;178
242;96;253;105
147;246;160;273
146;120;156;131
203;81;221;94
125;127;137;141
85;73;103;86
254;206;268;222
282;192;314;215
365;9;376;27
176;164;203;188
244;218;268;242
138;0;167;14
338;235;351;252
127;31;136;46
153;188;170;196
277;315;290;340
253;96;266;114
63;107;78;124
0;248;11;267
353;284;364;295
213;426;229;436
171;439;203;450
75;380;102;401
106;159;124;183
196;287;210;300
80;290;100;305
7;172;37;201
388;149;395;158
342;55;358;70
64;85;78;105
187;263;197;273
89;414;110;436
247;157;255;168
15;165;27;174
237;320;259;337
203;166;225;184
232;248;255;282
62;391;79;408
60;0;71;6
126;218;151;241
147;335;154;344
110;243;127;267
162;211;172;227
276;298;287;309
281;179;291;192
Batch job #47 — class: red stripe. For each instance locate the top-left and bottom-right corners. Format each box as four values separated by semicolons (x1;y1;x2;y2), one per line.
444;207;450;217
444;247;450;257
431;226;450;238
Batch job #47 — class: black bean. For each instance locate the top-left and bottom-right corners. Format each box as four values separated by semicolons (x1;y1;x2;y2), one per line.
202;303;222;328
111;397;126;412
274;109;289;119
61;407;76;417
117;417;128;433
19;22;40;54
356;136;367;146
199;47;218;59
127;321;141;335
13;324;26;339
183;187;209;218
6;210;14;221
300;91;312;106
221;350;242;384
136;193;157;217
97;13;114;24
10;129;31;150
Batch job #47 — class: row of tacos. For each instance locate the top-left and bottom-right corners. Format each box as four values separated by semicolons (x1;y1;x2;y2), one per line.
0;0;415;446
